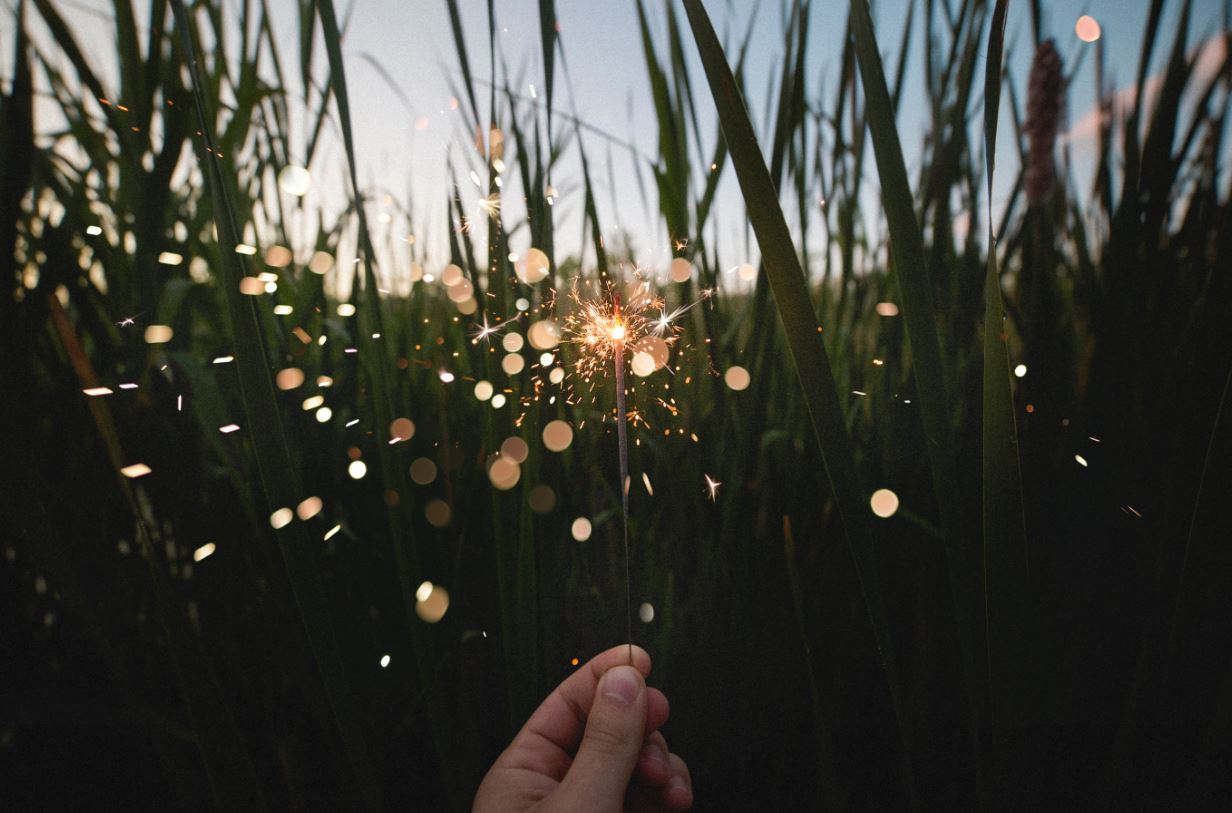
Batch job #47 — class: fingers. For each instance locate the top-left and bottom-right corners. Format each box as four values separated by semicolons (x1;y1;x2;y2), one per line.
636;731;672;786
517;645;652;763
662;753;693;811
634;731;693;811
550;665;649;811
646;686;670;733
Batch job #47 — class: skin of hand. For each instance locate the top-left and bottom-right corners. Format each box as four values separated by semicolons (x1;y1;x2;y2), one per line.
473;645;693;813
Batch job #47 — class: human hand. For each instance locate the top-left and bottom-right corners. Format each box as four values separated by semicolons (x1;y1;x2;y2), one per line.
473;644;693;812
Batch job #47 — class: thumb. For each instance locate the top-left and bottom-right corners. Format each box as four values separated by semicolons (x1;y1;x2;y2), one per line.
555;665;648;809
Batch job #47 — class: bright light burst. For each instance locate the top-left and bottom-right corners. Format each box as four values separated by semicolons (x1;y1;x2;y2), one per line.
562;267;707;383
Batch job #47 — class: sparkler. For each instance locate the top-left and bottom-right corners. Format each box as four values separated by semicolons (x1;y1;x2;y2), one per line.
562;269;711;663
612;294;632;663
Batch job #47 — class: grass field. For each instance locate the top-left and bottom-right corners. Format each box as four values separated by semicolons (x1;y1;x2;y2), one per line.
2;0;1230;808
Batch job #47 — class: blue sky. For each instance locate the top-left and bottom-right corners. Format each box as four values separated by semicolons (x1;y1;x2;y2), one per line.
7;0;1228;284
301;0;1227;278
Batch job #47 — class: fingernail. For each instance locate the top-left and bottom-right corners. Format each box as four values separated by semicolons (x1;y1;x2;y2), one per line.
668;775;689;795
645;743;667;766
601;665;641;706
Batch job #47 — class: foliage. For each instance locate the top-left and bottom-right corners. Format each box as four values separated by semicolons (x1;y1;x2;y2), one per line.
2;0;1230;808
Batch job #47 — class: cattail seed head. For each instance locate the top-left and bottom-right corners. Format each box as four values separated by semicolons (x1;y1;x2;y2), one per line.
1025;39;1064;205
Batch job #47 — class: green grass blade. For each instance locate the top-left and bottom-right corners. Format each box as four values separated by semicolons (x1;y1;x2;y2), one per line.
169;2;378;803
848;0;981;751
981;3;1030;765
315;1;461;803
783;517;839;802
680;0;909;773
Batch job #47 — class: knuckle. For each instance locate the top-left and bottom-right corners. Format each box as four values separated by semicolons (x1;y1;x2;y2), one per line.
583;714;630;755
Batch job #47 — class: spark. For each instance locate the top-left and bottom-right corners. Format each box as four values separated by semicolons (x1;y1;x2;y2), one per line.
115;312;143;327
704;474;721;502
470;314;505;344
475;193;501;219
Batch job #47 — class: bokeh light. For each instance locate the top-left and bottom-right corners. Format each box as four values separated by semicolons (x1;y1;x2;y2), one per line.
415;583;450;623
517;247;550;284
502;354;525;375
528;484;556;514
1075;15;1100;42
542;420;573;452
276;368;304;390
410;457;437;485
277;164;311;196
296;496;322;520
500;436;529;463
143;325;173;344
390;417;415;442
669;257;693;283
725;365;751;391
269;507;293;529
488;457;521;490
425;499;452;527
870;488;900;518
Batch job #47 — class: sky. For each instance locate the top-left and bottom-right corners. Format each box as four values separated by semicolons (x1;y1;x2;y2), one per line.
4;0;1228;284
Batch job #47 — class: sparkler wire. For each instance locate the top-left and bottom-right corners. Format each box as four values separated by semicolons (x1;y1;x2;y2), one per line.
613;297;633;665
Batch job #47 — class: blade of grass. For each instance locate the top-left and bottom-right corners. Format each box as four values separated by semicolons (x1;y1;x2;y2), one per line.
980;0;1031;798
169;2;378;804
783;516;839;803
680;0;911;788
848;0;981;757
314;1;460;803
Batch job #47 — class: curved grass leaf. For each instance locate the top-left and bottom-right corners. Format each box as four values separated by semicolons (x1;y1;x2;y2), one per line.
848;0;981;754
680;0;908;770
980;0;1031;795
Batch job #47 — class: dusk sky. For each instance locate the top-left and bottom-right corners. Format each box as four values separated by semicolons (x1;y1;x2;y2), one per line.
8;1;1227;280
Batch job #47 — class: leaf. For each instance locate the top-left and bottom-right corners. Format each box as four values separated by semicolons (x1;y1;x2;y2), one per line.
680;0;910;777
981;1;1031;797
848;0;981;754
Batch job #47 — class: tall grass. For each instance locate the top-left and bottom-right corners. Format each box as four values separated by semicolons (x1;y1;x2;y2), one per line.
3;0;1230;808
